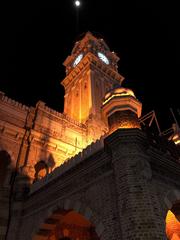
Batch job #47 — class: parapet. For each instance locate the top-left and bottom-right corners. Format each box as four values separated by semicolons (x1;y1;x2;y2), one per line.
35;100;86;129
30;135;105;194
0;91;29;111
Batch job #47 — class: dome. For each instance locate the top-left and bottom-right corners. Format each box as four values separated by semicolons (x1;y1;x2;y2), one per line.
102;86;142;133
104;87;136;102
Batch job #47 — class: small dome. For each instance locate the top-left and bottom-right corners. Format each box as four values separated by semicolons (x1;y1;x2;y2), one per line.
104;87;136;101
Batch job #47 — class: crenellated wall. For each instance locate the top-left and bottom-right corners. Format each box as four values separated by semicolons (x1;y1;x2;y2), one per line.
0;91;105;182
0;91;29;169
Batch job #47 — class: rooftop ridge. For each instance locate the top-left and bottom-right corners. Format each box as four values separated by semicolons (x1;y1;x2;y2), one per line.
30;134;105;194
0;91;29;111
0;91;86;129
37;102;86;128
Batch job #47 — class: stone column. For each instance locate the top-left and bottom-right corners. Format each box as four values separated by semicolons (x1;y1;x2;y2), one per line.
6;173;30;240
0;166;12;240
105;129;167;240
0;185;10;240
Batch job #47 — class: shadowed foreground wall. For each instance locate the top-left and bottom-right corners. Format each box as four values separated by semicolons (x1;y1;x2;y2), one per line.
4;129;180;240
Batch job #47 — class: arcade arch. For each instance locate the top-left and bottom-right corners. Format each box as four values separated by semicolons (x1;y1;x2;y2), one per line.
32;209;99;240
165;190;180;239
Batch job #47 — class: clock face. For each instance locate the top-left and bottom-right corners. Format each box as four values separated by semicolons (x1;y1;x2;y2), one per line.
98;52;109;65
73;53;83;67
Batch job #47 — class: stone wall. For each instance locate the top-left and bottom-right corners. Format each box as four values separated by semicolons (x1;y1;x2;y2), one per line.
0;92;89;181
6;129;180;240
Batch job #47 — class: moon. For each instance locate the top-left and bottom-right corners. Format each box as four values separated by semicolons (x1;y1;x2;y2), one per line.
75;0;81;7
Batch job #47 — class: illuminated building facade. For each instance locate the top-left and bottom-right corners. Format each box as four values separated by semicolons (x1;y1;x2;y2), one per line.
0;32;180;240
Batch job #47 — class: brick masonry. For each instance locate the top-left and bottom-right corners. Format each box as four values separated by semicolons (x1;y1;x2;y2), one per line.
3;129;179;240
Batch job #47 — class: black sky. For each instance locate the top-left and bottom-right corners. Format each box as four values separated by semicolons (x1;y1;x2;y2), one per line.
0;2;179;130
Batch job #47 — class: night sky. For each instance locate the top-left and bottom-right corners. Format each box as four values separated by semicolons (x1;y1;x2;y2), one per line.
0;2;179;130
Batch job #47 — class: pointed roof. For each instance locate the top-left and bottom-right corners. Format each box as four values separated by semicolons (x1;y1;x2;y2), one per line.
71;31;110;55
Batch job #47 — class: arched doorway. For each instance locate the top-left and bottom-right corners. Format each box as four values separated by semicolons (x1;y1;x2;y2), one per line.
166;202;180;239
0;150;11;187
33;210;99;240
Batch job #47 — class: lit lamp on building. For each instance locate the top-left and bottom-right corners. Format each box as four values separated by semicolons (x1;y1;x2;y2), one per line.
102;87;142;134
171;123;180;146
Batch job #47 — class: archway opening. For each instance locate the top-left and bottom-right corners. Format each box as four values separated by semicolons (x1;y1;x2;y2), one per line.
166;202;180;239
34;160;49;181
33;210;99;240
0;150;11;187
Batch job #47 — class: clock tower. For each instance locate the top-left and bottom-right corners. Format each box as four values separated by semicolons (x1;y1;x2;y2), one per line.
62;32;124;140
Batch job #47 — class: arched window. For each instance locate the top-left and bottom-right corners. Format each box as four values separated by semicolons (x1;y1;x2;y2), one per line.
33;210;99;240
34;160;49;181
